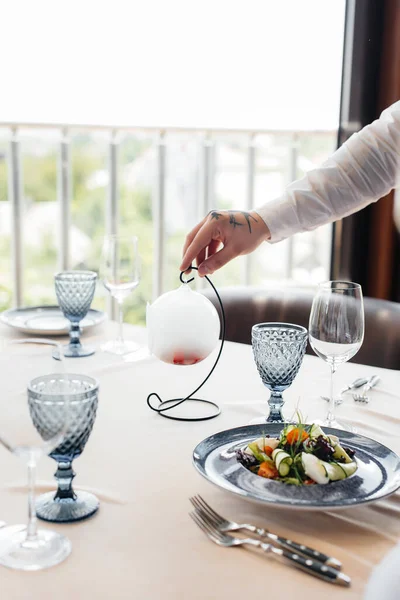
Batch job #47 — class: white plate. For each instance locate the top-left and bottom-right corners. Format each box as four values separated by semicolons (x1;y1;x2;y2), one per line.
0;306;106;336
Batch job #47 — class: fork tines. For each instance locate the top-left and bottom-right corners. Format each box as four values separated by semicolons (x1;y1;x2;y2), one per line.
190;495;225;526
190;510;225;544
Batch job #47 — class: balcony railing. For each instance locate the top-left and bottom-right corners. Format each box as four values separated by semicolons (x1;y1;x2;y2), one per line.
0;122;336;320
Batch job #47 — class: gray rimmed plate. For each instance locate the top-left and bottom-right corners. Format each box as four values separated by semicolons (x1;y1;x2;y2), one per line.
193;424;400;511
0;306;106;336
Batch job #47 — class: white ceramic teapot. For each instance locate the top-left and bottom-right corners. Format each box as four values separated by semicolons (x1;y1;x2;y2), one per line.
146;284;220;365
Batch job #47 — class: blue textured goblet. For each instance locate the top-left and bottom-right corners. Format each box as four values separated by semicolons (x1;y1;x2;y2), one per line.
55;271;97;358
31;374;100;523
252;323;308;423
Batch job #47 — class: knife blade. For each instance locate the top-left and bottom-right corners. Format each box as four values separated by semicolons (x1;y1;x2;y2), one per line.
340;376;370;394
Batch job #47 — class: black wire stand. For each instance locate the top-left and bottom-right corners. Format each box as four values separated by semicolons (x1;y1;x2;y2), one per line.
146;267;225;421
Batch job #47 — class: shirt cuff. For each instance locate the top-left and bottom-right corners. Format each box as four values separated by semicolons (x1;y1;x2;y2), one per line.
255;195;300;243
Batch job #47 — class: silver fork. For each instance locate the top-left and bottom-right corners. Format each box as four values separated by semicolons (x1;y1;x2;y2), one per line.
353;375;380;403
190;510;350;586
190;495;342;569
321;376;370;404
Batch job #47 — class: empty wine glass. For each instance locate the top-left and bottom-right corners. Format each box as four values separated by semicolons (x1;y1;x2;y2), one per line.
101;234;141;355
55;270;97;358
309;281;364;429
251;323;308;423
0;339;71;570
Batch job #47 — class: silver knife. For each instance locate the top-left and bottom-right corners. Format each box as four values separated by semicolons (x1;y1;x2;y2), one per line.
365;375;380;390
340;376;370;394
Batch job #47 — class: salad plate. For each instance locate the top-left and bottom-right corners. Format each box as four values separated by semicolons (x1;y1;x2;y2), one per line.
0;306;106;336
193;423;400;511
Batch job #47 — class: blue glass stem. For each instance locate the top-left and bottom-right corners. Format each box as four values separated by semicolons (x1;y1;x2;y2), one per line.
268;391;285;423
54;461;77;502
69;322;81;348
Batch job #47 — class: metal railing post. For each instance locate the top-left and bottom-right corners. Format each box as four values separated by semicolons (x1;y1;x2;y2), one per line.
8;128;23;307
58;127;71;271
153;131;166;300
107;129;119;319
197;134;215;289
200;134;215;217
242;134;256;285
286;134;298;279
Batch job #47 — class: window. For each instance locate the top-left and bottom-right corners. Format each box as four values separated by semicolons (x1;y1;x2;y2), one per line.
0;0;346;322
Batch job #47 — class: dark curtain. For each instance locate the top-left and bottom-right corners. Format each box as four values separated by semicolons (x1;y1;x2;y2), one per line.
331;0;400;300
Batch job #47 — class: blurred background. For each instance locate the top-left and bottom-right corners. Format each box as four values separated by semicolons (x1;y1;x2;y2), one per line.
0;0;398;324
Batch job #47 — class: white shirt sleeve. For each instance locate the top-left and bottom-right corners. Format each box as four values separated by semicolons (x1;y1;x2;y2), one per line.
255;101;400;243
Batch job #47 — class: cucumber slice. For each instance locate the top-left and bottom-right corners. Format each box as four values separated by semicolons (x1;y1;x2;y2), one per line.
339;461;357;477
324;461;348;481
281;477;301;486
323;460;357;481
247;442;273;464
301;452;329;485
327;434;339;446
333;443;353;464
272;449;293;476
309;424;326;439
278;459;292;477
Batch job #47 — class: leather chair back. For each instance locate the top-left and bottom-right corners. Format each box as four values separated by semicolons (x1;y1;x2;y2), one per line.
203;286;400;370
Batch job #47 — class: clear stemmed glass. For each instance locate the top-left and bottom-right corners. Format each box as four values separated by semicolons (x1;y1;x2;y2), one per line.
101;234;141;355
309;281;364;430
251;323;308;423
0;339;71;570
35;374;99;523
55;270;98;358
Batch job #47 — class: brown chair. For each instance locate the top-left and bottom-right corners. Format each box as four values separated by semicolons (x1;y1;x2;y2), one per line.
203;286;400;370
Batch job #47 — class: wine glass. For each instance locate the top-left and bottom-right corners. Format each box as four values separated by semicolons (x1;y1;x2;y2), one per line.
0;339;72;570
101;234;141;355
55;270;97;358
309;281;364;429
251;323;308;423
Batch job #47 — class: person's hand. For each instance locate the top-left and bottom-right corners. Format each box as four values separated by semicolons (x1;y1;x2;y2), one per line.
180;209;270;276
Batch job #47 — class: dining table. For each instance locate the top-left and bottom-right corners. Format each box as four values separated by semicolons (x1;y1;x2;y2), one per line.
0;319;399;600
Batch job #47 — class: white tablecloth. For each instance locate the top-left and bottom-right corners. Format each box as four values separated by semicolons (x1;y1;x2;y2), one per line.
0;320;400;600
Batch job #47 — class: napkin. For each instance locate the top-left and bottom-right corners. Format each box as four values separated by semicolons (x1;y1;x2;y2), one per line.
364;542;400;599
